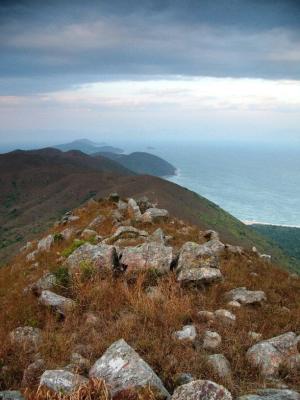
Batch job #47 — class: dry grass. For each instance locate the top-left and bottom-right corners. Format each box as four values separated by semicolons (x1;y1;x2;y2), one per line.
0;199;299;398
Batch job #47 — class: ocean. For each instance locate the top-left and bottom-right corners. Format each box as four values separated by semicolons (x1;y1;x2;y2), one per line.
118;140;300;227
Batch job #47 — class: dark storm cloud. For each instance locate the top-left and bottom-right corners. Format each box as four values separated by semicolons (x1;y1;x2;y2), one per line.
1;0;300;94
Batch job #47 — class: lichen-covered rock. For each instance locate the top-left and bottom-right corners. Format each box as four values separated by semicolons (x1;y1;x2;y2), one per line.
104;226;148;244
141;207;169;223
148;228;167;244
89;339;169;398
238;389;300;400
121;242;172;273
207;354;231;379
205;239;226;256
9;326;42;353
37;235;54;252
39;290;75;316
202;331;222;351
177;267;223;286
128;198;142;220
225;287;267;305
176;242;220;275
40;370;88;394
171;379;232;400
215;310;236;326
65;243;117;271
174;325;197;341
246;332;299;378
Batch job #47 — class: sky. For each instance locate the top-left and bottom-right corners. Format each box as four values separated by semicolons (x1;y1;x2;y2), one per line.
0;0;300;148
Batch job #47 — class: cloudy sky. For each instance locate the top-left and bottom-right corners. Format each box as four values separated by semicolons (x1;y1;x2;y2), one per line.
1;0;300;147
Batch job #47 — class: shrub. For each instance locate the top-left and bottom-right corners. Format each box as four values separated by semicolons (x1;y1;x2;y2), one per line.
53;233;64;243
62;239;85;257
54;266;70;289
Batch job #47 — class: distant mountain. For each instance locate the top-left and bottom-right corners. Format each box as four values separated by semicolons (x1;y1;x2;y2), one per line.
54;139;123;155
94;151;176;177
0;148;133;264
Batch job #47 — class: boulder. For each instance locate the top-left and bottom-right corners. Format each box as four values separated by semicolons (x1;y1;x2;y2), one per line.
9;326;42;353
225;287;267;305
104;226;148;244
37;235;54;252
0;392;25;400
28;273;57;296
176;242;220;273
61;228;75;241
80;229;97;240
65;243;118;271
89;339;169;398
202;331;222;351
171;379;232;400
203;230;220;241
127;198;142;220
215;309;236;326
141;207;169;223
207;354;231;379
205;239;226;255
177;267;223;286
198;311;216;323
117;200;128;211
246;332;299;378
238;389;300;400
174;325;197;341
227;300;241;309
39;290;75;316
148;228;167;244
120;242;173;273
39;370;88;394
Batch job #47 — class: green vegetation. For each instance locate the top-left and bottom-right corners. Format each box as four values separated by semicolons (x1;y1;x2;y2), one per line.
61;239;86;257
53;266;70;289
252;224;300;273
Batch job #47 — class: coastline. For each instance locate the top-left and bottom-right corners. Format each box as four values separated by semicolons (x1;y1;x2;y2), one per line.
243;220;300;229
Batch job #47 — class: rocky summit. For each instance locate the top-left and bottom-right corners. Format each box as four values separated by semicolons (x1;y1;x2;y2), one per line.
0;194;299;399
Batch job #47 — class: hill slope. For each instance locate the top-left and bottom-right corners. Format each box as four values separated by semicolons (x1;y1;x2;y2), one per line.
0;148;134;264
96;151;176;177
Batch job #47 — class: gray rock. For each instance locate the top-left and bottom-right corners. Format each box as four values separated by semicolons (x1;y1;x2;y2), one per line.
225;244;243;255
0;391;25;400
177;267;223;286
215;309;236;326
246;332;299;378
176;242;220;274
207;354;231;379
137;196;154;213
28;273;57;296
89;339;169;398
141;207;169;223
260;254;272;262
174;373;195;387
9;326;42;353
39;290;75;316
205;239;226;256
198;311;216;322
104;226;148;244
227;300;241;308
40;370;88;394
171;379;232;400
26;250;38;262
121;242;173;273
65;243;117;271
37;235;54;252
148;228;167;244
61;228;75;241
238;389;300;400
67;215;80;222
202;331;222;351
225;287;267;305
80;229;97;240
174;325;197;341
127;198;142;220
117;200;128;211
